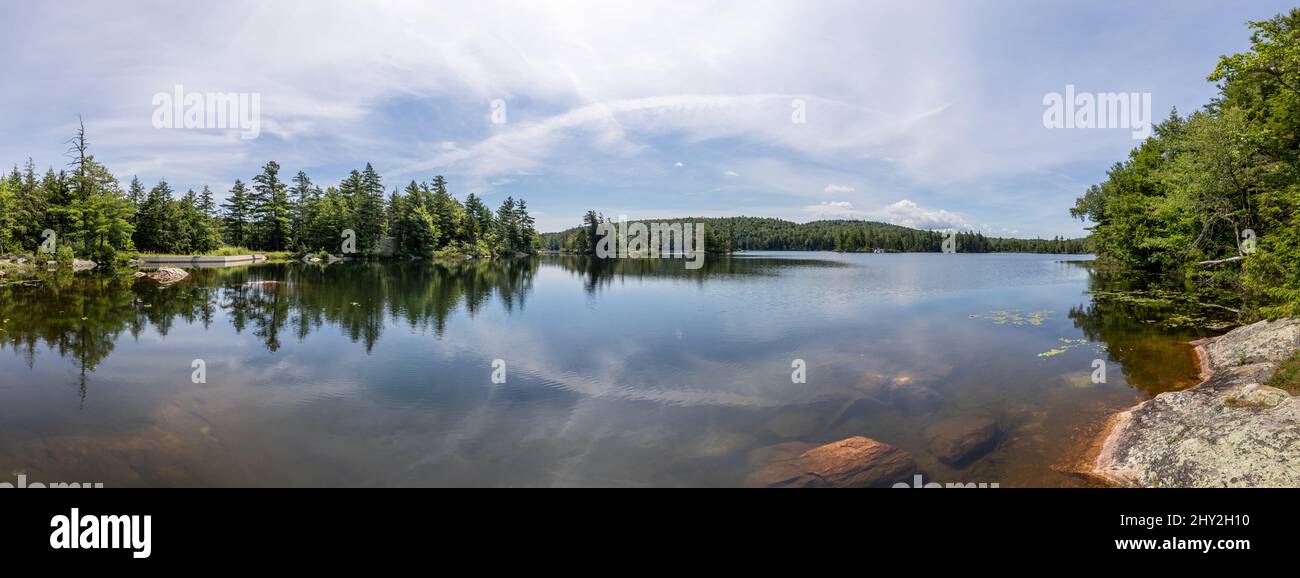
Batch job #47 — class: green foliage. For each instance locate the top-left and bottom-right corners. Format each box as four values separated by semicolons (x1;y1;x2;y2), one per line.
7;122;543;263
220;180;252;248
1075;9;1300;318
133;179;180;252
250;161;292;251
1267;350;1300;395
54;242;75;267
0;174;15;253
543;215;1089;254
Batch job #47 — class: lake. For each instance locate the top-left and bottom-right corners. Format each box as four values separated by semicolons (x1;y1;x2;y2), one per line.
0;253;1230;487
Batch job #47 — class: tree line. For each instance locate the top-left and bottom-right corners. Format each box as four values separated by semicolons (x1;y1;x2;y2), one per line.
0;124;540;262
541;215;1089;254
1070;9;1300;318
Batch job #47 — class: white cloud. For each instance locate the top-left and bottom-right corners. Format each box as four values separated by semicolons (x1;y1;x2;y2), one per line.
869;199;973;230
803;199;974;231
724;170;739;177
0;0;1228;238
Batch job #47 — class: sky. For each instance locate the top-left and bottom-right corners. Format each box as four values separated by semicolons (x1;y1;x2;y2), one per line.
0;0;1292;237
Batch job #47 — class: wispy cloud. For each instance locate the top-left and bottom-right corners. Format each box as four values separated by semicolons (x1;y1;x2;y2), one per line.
0;0;1276;236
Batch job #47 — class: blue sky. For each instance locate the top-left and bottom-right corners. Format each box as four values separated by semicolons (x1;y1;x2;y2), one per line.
0;0;1291;236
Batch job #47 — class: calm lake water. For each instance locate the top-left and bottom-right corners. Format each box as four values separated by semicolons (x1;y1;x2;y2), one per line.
0;253;1230;487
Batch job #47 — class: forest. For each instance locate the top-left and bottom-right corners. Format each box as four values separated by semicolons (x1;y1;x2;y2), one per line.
0;123;541;263
542;214;1089;254
0;127;1088;267
1070;9;1300;318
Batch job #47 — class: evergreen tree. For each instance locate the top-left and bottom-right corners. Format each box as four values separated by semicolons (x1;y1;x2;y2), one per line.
463;193;492;246
221;179;252;248
134;179;178;252
251;161;292;251
0;173;14;253
355;163;386;253
127;175;146;209
290;170;313;249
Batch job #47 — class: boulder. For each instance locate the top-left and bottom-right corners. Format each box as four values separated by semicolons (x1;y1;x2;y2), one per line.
1091;319;1300;487
886;381;943;414
748;436;917;488
72;259;97;271
145;267;189;284
1206;318;1300;368
925;416;1000;466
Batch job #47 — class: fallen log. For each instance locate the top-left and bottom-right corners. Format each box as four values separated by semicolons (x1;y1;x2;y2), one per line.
1198;256;1244;266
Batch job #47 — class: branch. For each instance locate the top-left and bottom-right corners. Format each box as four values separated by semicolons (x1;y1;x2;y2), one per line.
1198;301;1242;314
1197;256;1245;266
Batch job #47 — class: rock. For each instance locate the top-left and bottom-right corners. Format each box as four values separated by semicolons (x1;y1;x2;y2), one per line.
762;410;823;440
1207;318;1300;368
1225;383;1290;408
1091;319;1300;487
690;432;757;459
132;271;146;278
72;259;97;271
886;381;943;414
826;395;886;429
747;441;816;467
145;267;189;284
925;416;1000;466
747;436;917;488
16;258;27;264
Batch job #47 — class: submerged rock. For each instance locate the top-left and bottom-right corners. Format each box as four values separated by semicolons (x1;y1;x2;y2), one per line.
886;381;943;414
747;436;917;488
925;416;1000;466
1091;319;1300;487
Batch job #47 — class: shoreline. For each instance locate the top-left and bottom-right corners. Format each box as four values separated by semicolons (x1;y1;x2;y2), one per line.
1083;319;1300;487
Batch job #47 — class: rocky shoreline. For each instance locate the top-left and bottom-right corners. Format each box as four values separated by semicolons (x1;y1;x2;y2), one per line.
1088;319;1300;487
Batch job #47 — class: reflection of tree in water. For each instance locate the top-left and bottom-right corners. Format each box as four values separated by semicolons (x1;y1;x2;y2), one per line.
1067;268;1234;396
552;254;845;294
0;259;538;395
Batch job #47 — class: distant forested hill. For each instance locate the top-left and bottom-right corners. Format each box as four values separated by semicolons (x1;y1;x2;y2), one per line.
539;215;1089;254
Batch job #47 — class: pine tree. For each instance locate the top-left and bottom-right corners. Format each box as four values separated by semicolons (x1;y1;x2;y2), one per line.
221;179;251;248
290;170;313;249
134;179;178;252
251;161;292;251
355;163;386;253
127;175;146;209
463;193;492;246
516;199;537;253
